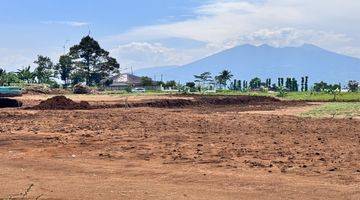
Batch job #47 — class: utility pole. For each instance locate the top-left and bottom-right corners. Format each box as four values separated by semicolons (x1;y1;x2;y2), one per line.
87;24;91;36
63;40;69;54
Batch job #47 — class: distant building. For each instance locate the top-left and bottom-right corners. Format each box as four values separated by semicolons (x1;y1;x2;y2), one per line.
109;73;142;89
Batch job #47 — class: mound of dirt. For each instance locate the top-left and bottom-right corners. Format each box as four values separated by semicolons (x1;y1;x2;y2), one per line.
135;99;195;108
94;95;285;109
32;96;90;110
198;95;280;105
0;98;23;108
134;95;281;108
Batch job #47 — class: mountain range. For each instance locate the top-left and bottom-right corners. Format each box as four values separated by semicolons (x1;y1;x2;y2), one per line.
134;44;360;84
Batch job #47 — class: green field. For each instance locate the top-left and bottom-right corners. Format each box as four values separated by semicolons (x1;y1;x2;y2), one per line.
197;91;360;102
282;92;360;102
301;102;360;118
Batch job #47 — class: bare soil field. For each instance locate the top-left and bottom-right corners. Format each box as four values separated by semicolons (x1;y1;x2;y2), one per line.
0;94;359;199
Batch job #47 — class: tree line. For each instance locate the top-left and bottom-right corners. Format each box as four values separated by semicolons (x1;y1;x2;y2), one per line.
184;70;359;92
0;36;120;88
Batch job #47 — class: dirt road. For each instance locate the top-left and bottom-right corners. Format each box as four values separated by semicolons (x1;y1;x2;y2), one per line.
0;95;359;199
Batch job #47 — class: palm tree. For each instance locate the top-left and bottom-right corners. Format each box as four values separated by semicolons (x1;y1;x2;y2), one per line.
215;70;233;89
17;66;35;83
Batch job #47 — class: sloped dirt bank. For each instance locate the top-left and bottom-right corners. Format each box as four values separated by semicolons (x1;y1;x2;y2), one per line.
94;95;298;109
27;95;306;111
0;98;22;108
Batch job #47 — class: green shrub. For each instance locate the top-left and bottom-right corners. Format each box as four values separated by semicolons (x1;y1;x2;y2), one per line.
73;84;91;94
276;87;287;97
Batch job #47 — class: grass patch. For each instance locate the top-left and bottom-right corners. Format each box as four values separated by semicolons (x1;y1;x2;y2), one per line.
201;90;275;97
301;102;360;118
282;92;360;102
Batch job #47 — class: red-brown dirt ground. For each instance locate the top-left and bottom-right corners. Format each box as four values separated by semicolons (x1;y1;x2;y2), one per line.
0;95;359;199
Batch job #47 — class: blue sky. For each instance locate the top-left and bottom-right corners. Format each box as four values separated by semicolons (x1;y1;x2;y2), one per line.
1;0;360;71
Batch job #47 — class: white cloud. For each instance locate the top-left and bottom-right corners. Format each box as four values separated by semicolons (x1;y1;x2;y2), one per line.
106;0;360;67
0;49;34;70
110;42;193;69
42;21;89;27
0;48;63;71
229;28;351;48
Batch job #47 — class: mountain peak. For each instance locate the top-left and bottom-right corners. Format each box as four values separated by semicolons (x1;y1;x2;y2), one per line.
300;43;321;49
237;44;256;48
259;44;272;48
136;44;360;84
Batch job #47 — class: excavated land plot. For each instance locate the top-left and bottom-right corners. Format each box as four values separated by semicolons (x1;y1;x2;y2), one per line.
0;95;359;199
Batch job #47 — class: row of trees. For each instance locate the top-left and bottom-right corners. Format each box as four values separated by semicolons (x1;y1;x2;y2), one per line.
139;76;178;89
0;36;120;88
189;70;313;92
189;70;359;92
193;70;233;89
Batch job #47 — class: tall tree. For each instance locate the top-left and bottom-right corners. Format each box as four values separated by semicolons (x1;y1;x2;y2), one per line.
0;68;6;86
237;80;242;91
291;78;298;91
278;78;281;87
305;76;309;91
69;36;120;86
55;55;73;87
266;78;272;88
232;79;237;90
301;77;305;92
285;78;292;90
215;70;233;89
33;55;54;84
243;80;248;89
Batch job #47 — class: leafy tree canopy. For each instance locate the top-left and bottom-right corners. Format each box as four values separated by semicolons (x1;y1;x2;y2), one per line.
249;77;261;89
194;72;213;85
141;76;153;86
164;80;177;88
69;36;120;86
348;80;359;92
186;82;195;88
33;55;54;84
17;66;35;84
55;55;73;87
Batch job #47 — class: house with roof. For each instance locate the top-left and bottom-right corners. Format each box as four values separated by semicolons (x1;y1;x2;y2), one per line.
108;73;163;91
108;73;142;89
